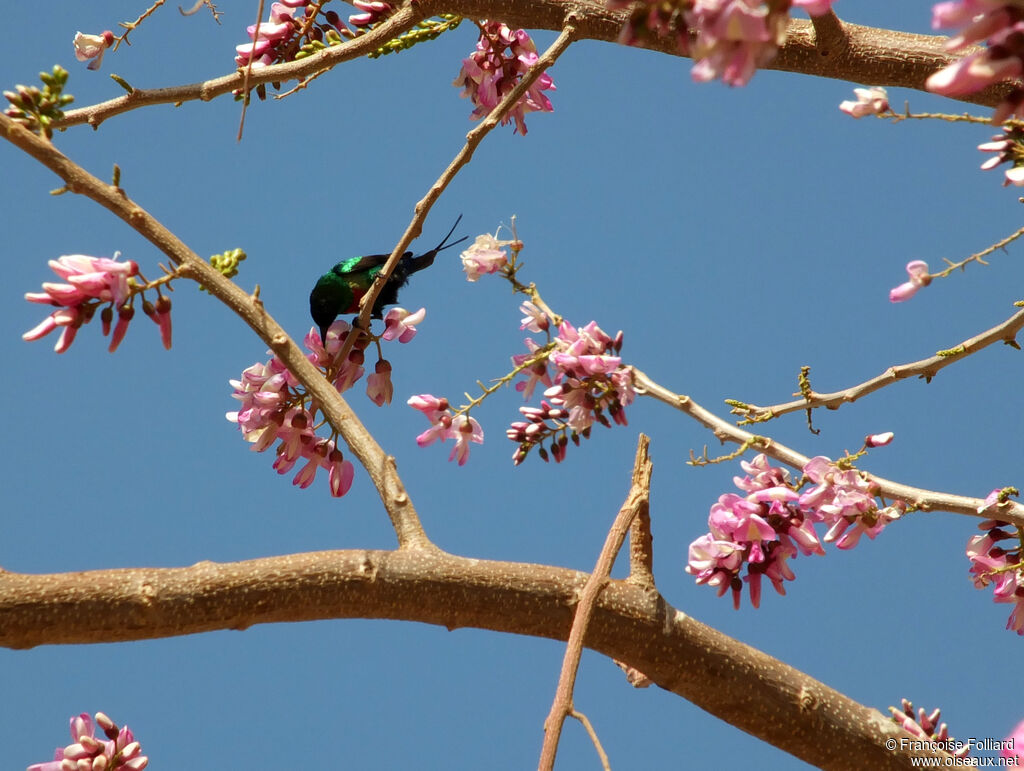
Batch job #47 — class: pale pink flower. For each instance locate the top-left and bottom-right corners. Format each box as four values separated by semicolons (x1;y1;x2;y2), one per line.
73;31;115;70
519;300;550;332
381;307;425;343
839;86;889;118
460;233;512;281
865;431;894;447
888;260;931;303
366;359;394;406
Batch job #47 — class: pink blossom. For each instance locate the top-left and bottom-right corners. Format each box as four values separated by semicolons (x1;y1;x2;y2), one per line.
28;712;149;771
792;0;834;15
235;2;300;68
381;307;425;343
73;31;115;70
407;394;484;464
978;125;1024;185
888;260;930;303
366;359;394;406
1001;719;1024;763
966;518;1024;634
460;233;512;280
453;22;556;134
519;300;550;332
865;431;894;447
349;0;394;27
927;3;1024;122
23;253;146;353
838;86;889;118
510;320;632;462
887;700;968;758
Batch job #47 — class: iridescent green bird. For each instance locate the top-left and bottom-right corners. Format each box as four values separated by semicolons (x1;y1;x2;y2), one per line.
309;215;466;343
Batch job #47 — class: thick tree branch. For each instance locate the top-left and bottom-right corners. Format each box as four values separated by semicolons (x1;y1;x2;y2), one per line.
54;3;1009;132
0;549;946;769
0;112;433;550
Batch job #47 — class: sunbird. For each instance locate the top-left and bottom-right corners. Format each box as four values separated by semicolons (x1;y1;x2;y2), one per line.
309;215;466;344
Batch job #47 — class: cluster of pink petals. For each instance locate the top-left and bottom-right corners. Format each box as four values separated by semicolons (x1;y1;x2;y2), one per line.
453;21;555;135
22;253;171;353
28;712;148;771
407;395;484;465
227;351;355;497
611;0;835;86
978;125;1024;186
508;318;633;464
838;86;889;118
887;700;970;758
927;1;1024;122
889;260;931;303
349;0;393;28
687;0;791;87
460;233;514;280
73;31;115;71
687;453;903;608
966;501;1024;634
235;1;306;68
226;310;421;497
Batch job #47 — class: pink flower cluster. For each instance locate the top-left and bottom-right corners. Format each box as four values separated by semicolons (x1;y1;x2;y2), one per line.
967;490;1024;634
234;1;355;70
978;125;1024;186
889;260;931;303
686;453;904;608
460;233;514;281
610;0;836;87
508;317;634;465
28;712;148;771
453;22;555;135
23;253;172;353
927;1;1024;123
227;309;421;496
888;700;969;759
407;395;484;465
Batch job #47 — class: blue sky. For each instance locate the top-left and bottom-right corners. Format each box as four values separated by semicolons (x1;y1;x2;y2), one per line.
3;2;1023;768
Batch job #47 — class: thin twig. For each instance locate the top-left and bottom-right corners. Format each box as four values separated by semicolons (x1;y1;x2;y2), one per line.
334;20;580;365
0;112;435;551
569;709;612;771
730;305;1024;422
538;434;652;771
631;368;1024;528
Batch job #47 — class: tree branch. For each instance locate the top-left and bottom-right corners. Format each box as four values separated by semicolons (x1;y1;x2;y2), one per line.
53;3;1009;132
0;112;434;550
731;305;1024;422
539;433;651;770
0;549;947;769
630;367;1024;528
